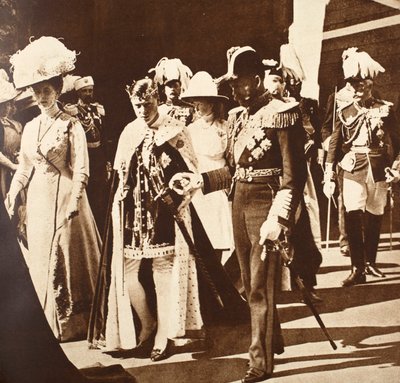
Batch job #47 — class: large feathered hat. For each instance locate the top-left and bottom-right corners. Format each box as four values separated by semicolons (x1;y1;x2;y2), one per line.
151;57;192;92
0;69;20;104
342;47;385;81
10;36;77;89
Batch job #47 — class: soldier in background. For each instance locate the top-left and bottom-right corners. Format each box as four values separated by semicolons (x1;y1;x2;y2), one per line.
65;76;110;235
324;48;400;286
151;57;195;125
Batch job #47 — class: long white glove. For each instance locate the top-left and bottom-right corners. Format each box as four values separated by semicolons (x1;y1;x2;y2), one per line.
259;216;282;244
323;163;336;198
169;172;203;195
4;179;24;218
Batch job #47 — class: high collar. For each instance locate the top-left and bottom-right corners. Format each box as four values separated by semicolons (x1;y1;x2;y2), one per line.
355;97;375;109
201;112;215;124
40;103;61;119
247;91;272;115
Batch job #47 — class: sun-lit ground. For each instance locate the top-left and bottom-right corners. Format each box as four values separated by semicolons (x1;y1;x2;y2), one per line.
63;236;400;383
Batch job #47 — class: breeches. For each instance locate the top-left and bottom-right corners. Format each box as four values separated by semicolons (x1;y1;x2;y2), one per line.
343;175;387;215
125;254;174;275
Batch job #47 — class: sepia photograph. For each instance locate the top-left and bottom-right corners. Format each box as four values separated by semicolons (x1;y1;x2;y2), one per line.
0;0;399;382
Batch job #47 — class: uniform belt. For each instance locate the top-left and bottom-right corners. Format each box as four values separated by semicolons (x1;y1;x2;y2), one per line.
234;167;282;182
351;147;370;153
87;141;101;149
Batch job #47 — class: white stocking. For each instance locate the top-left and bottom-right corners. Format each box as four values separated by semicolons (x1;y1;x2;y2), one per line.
125;259;156;343
153;255;173;350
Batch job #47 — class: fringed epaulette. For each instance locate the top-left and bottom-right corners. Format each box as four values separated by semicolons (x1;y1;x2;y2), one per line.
93;102;105;116
63;103;79;116
59;112;77;123
255;100;300;129
228;106;246;116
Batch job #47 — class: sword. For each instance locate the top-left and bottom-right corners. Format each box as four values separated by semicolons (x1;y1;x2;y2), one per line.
264;239;337;350
149;168;224;309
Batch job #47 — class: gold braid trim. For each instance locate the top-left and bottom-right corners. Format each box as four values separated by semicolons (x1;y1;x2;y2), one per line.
257;110;300;130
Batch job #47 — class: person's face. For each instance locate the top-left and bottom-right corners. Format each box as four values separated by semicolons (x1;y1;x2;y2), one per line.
192;99;213;117
349;79;373;102
229;75;260;107
31;81;59;109
131;95;159;124
77;86;94;104
0;100;15;118
264;75;285;97
164;80;181;102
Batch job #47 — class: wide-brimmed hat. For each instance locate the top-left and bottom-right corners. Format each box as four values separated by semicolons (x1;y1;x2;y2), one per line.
181;71;228;101
0;69;20;104
10;36;77;89
342;47;384;81
216;46;265;84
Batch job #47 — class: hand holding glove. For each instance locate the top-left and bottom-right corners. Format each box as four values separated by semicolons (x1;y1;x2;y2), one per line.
385;167;400;183
259;216;282;245
169;172;203;195
323;163;336;198
4;193;16;218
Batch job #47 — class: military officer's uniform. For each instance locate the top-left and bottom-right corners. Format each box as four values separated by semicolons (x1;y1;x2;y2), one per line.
64;76;109;235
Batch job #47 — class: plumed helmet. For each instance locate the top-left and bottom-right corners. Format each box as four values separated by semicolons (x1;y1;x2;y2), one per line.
151;57;192;92
10;36;77;89
279;44;305;83
342;47;385;80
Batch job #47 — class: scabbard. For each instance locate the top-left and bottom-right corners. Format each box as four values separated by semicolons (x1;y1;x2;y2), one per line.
266;239;337;350
159;189;224;309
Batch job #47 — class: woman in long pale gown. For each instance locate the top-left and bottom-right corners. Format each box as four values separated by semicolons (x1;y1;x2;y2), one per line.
181;71;234;261
6;37;100;341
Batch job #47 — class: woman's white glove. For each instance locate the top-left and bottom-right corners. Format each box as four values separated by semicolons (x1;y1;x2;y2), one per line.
4;193;16;218
169;172;203;195
259;216;282;245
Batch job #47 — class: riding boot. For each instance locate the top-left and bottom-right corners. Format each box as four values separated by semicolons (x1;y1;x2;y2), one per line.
364;212;385;277
342;210;366;287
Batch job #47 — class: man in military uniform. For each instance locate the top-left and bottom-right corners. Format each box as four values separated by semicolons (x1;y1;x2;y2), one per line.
324;48;400;286
64;76;110;235
151;57;195;125
171;46;307;382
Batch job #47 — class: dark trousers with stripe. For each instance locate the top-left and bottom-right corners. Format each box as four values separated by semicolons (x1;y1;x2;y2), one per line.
232;179;283;375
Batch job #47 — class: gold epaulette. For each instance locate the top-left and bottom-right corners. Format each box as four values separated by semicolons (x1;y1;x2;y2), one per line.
250;99;300;129
228;106;246;115
93;102;105;116
63;103;79;116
